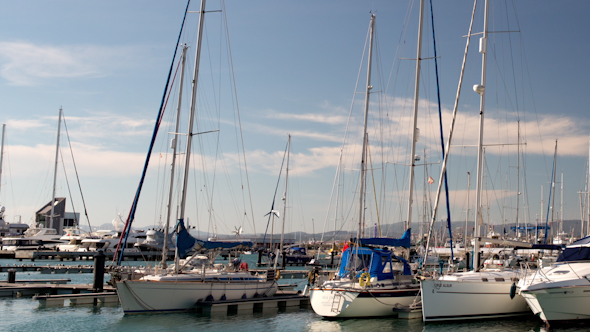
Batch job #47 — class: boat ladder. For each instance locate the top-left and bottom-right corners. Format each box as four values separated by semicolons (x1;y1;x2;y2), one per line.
330;292;343;313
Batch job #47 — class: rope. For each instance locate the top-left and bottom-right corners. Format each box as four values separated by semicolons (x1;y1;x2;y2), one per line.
61;113;92;232
114;0;191;266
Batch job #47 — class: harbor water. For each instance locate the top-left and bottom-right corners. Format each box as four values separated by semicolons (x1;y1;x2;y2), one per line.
0;258;576;332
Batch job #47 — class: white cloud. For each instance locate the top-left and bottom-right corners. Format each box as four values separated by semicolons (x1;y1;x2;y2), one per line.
6;143;146;178
6;119;46;130
263;109;349;125
0;41;143;86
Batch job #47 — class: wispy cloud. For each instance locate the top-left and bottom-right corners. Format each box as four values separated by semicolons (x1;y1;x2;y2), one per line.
263;109;349;125
6;142;146;178
0;41;143;86
7;112;155;143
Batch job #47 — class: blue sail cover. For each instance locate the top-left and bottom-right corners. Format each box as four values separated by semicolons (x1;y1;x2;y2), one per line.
194;239;254;250
356;228;411;248
175;219;196;258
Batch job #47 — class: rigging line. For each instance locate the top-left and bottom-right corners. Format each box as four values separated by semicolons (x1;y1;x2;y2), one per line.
429;0;453;260
221;0;257;239
367;137;381;237
61;113;92;233
320;15;371;246
423;0;477;267
114;0;191;266
261;138;288;248
59;149;78;229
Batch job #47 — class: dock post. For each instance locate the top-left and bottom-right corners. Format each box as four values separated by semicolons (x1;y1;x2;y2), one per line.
7;269;16;283
93;250;105;292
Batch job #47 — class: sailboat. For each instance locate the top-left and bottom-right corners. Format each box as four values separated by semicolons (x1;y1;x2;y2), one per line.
2;109;73;250
420;0;532;322
308;13;420;318
113;0;277;314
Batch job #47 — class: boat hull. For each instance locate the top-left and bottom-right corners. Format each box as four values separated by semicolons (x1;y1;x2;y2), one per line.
115;277;278;314
421;278;530;322
521;286;590;323
309;285;419;318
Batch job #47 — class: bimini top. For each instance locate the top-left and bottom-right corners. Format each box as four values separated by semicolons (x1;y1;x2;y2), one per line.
338;246;411;281
353;228;411;248
556;235;590;262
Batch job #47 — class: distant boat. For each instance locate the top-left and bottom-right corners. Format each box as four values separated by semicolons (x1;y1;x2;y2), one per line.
1;227;66;251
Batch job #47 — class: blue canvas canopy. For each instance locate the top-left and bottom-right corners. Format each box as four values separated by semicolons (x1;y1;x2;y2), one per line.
338;247;411;281
354;228;411;248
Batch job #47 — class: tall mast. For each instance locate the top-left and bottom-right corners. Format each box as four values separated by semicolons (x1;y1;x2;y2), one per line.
49;108;62;232
357;14;375;243
406;0;425;233
175;0;206;271
560;171;563;234
279;135;291;258
550;140;557;239
0;124;5;200
516;120;520;238
465;172;470;245
179;0;206;223
161;44;188;269
472;0;490;272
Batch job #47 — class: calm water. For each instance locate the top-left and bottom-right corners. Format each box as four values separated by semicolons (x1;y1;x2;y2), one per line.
0;258;582;332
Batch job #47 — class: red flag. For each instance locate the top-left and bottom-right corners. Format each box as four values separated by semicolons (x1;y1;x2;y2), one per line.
428;176;434;184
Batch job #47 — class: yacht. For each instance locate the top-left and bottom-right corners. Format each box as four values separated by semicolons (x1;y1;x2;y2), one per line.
1;227;66;250
518;237;590;324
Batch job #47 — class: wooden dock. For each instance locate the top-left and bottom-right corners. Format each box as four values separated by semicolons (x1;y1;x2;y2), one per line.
0;264;94;273
33;291;118;307
7;250;174;261
0;281;115;298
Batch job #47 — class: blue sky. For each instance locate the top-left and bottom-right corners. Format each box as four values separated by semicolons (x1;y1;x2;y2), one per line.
0;0;589;238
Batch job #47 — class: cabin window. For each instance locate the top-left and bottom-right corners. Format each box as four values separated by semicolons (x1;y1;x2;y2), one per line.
350;254;373;272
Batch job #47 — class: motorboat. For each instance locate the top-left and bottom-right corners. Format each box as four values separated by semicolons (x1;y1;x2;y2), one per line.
518;237;590;325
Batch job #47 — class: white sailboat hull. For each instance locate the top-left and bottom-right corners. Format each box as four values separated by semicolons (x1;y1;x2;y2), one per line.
421;274;530;322
116;276;278;314
309;281;419;318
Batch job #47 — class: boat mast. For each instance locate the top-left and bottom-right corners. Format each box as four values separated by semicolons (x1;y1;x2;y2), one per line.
161;44;188;269
175;0;206;272
465;172;470;246
49;108;62;232
357;14;375;243
550;140;558;240
406;0;425;235
473;0;490;272
516;120;520;239
277;134;291;267
0;124;4;201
